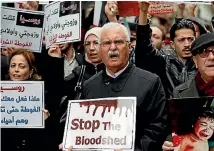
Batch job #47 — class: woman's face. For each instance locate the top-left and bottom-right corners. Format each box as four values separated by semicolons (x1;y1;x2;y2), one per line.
194;117;214;141
85;34;101;64
9;54;32;81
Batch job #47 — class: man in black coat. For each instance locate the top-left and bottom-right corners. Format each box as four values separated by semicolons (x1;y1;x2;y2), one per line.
135;2;198;98
78;22;168;151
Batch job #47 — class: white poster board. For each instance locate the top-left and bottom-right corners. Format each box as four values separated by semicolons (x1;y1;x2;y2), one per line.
63;97;136;151
1;7;45;53
45;1;81;49
0;81;45;128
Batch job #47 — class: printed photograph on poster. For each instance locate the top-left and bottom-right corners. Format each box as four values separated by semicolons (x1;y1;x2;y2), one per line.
1;7;44;53
62;97;136;151
168;97;214;151
0;81;45;128
45;1;81;49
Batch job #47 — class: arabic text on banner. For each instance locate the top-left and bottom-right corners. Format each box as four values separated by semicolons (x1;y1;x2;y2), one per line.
63;97;136;151
1;7;45;53
1;81;45;128
45;1;81;49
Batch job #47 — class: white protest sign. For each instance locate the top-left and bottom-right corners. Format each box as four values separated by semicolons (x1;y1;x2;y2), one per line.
45;1;81;49
63;97;136;151
1;7;45;53
0;81;45;128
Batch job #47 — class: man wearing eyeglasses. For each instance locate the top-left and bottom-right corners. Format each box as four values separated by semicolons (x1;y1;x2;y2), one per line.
163;32;214;151
135;2;199;98
75;22;168;151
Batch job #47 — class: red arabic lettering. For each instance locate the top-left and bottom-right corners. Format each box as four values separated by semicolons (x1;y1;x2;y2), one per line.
58;31;72;39
0;86;25;93
14;40;32;47
1;39;14;45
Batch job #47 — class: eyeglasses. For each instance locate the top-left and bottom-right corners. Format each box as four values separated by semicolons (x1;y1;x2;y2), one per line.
176;36;195;44
84;41;99;49
199;49;214;58
101;39;129;49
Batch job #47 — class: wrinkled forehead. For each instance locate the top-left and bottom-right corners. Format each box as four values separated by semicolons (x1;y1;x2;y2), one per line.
101;27;126;40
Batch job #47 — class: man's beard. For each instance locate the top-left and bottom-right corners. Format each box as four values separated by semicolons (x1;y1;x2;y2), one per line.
61;43;71;54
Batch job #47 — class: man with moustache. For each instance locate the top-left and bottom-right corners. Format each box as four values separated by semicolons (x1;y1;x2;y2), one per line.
135;2;197;98
163;32;214;151
68;22;168;151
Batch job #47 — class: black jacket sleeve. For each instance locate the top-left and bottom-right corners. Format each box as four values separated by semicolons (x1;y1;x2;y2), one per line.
135;24;166;77
141;76;168;151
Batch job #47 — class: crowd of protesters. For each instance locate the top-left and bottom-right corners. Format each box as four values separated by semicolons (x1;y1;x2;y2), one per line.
1;1;214;151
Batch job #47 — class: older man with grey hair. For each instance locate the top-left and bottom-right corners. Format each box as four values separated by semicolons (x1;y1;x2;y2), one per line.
65;22;168;151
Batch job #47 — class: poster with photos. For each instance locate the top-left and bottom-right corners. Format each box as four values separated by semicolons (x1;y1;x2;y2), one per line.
168;97;214;151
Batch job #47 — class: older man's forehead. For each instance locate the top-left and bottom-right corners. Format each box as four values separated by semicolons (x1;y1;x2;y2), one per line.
101;27;126;38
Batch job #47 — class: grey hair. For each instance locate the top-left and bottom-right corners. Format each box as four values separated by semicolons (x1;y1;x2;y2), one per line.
99;22;130;43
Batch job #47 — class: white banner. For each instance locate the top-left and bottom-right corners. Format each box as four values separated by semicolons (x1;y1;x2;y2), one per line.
1;6;45;53
0;81;45;128
63;97;136;151
45;1;81;49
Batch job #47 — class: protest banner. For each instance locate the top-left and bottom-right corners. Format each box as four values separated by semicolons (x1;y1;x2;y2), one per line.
1;6;45;53
168;97;214;151
63;97;136;151
118;1;175;17
45;1;81;49
0;81;45;128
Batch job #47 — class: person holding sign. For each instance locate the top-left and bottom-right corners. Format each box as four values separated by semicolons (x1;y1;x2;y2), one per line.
56;27;105;145
135;2;197;98
77;22;168;151
163;33;214;151
1;48;50;151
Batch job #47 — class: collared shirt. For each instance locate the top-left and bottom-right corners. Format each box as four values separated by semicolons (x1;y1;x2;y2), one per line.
64;53;79;77
106;62;129;79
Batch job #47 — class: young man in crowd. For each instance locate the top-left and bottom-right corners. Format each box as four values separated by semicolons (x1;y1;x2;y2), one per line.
135;2;198;98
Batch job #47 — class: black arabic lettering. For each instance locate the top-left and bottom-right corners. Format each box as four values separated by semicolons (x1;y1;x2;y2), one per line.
2;14;15;21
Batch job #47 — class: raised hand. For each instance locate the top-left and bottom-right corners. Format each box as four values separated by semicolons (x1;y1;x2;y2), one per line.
178;3;186;11
105;1;118;22
138;1;150;13
48;43;61;58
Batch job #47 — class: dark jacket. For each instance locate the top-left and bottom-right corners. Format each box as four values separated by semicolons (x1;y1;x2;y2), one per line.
135;24;197;98
173;78;199;98
1;54;9;80
82;63;168;151
170;78;214;145
47;56;105;143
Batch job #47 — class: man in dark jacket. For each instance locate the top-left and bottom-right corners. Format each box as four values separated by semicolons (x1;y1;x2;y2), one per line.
135;2;197;98
79;22;168;151
162;32;214;151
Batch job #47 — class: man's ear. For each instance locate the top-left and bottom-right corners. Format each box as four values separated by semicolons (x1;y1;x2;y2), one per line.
170;41;175;50
128;42;132;54
193;56;198;68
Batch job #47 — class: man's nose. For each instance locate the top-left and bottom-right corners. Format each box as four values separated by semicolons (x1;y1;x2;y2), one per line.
109;42;117;50
208;51;214;60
